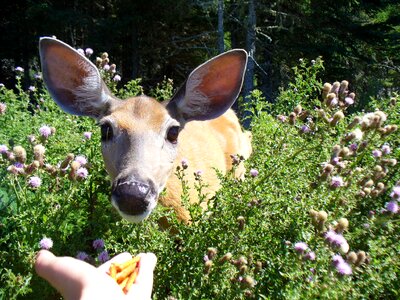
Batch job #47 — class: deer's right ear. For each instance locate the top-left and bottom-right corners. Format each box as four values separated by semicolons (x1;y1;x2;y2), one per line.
39;37;116;118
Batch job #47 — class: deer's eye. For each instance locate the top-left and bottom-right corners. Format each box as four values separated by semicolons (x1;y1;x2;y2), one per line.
166;126;180;144
101;123;113;142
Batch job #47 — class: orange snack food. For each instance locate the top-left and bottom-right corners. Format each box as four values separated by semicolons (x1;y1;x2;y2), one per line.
109;256;140;294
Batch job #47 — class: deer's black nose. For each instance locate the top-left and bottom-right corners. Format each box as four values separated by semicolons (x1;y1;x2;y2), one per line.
112;179;152;215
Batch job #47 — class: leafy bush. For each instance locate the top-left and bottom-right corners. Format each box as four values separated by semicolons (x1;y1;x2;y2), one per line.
0;57;399;299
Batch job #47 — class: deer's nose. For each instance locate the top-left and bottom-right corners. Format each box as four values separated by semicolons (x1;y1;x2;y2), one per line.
112;179;152;215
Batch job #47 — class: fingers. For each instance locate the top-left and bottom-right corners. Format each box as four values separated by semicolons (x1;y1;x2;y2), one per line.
97;252;132;273
35;250;96;299
127;253;157;299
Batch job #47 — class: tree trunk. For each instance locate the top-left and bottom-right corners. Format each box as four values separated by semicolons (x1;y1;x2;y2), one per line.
242;0;256;128
217;0;224;53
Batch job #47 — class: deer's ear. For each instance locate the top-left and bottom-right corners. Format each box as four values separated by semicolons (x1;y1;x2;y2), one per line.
39;37;116;118
167;49;247;122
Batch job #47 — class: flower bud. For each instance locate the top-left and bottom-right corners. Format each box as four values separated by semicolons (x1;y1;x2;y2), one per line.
207;247;217;260
346;251;357;264
323;164;334;174
322;83;332;99
317;211;328;223
339;241;350;254
13;146;26;163
255;261;263;273
239;265;248;274
348;116;361;129
339;147;350;158
241;276;256;288
330;111;345;126
376;182;385;190
25;160;40;174
219;252;232;263
237;216;245;230
289;112;296;125
339;80;349;99
204;260;213;274
294;104;302;115
326;93;337;107
60;153;75;169
336;218;349;233
330;82;340;94
363;179;374;188
355;251;366;266
34;144;46;165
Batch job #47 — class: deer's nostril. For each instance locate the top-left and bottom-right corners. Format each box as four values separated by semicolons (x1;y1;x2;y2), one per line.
112;179;153;215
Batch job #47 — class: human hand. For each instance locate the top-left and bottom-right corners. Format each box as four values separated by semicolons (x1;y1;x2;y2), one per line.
35;250;156;300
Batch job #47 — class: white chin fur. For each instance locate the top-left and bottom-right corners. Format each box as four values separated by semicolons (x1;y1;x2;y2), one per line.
111;197;156;223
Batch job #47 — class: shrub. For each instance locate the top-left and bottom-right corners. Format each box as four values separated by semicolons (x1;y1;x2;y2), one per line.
0;56;399;299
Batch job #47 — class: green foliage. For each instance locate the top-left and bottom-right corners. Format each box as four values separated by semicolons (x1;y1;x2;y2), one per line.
0;60;399;300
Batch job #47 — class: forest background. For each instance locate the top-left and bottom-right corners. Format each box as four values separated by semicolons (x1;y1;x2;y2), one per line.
1;0;399;113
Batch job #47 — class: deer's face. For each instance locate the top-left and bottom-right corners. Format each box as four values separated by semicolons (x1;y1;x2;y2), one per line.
99;97;180;222
39;37;247;222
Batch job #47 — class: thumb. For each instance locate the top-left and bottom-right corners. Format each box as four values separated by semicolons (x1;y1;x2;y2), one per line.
127;253;157;299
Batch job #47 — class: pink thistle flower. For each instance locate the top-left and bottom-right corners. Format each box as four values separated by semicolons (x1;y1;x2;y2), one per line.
76;251;89;261
381;144;391;155
85;48;94;57
349;143;358;151
75;155;87;166
0;102;6;115
304;251;316;261
181;158;188;169
76;167;88;179
28;176;42;188
344;97;354;106
0;144;8;154
336;261;352;275
390;186;400;200
113;75;121;82
39;237;53;250
103;64;110;71
77;48;85;56
372;149;382;158
386;201;399;214
98;250;110;263
331;234;347;247
332;254;345;267
324;230;337;243
15;66;24;73
92;238;105;250
39;125;52;138
250;169;259;177
301;125;311;133
330;176;344;188
83;132;92;139
294;242;308;254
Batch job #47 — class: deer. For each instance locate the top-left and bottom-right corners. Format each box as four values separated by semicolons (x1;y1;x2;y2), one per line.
39;37;252;224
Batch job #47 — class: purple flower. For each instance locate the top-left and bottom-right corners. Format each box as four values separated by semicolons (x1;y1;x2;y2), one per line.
277;115;287;122
92;238;105;250
249;169;259;177
98;250;110;263
76;167;88;179
103;64;110;71
330;176;344;188
75;155;87;166
331;157;340;165
386;201;399;214
83;132;92;139
39;237;53;250
28;86;36;92
336;261;352;275
203;255;210;262
332;254;345;266
304;251;316;261
331;234;347;247
195;170;203;177
15;66;24;73
372;149;382;158
28;176;42;188
294;242;308;254
77;48;85;56
76;251;89;261
381;144;391;155
344;97;354;106
113;75;121;82
34;73;42;80
324;230;336;243
390;186;400;200
349;143;358;151
0;144;8;154
39;125;52;138
0;102;6;114
85;48;94;57
301;125;311;133
181;158;188;169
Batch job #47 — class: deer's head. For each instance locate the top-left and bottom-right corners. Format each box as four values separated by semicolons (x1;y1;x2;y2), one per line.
39;37;247;222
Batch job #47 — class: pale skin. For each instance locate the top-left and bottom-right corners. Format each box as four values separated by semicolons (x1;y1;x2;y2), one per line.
35;250;157;300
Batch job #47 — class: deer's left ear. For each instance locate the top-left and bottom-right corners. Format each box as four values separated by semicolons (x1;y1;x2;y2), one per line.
167;49;248;123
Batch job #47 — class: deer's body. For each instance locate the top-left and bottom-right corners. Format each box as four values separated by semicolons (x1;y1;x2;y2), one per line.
39;37;251;223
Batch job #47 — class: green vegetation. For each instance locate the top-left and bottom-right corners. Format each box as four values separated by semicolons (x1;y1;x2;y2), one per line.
0;56;399;299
